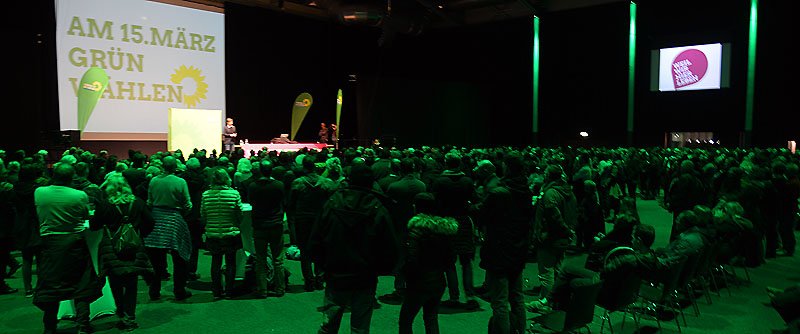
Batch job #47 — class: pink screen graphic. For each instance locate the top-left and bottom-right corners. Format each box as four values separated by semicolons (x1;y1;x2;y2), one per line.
672;49;708;89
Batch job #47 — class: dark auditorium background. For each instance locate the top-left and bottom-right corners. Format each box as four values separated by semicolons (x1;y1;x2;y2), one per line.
3;0;798;153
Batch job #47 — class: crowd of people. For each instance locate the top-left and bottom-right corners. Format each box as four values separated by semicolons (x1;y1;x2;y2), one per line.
0;144;798;334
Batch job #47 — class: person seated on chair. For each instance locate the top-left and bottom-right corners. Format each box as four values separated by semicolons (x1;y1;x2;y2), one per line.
708;200;753;264
655;210;716;264
584;213;640;272
525;224;675;313
527;224;665;314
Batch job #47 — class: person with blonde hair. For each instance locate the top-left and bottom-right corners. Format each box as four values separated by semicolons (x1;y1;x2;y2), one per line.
90;175;154;331
234;157;253;201
201;168;243;299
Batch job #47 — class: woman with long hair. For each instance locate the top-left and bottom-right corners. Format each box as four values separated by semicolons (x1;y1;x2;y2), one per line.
91;175;154;331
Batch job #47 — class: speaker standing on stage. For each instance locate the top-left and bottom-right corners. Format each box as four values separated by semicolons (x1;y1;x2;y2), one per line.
223;118;237;153
318;123;328;144
330;124;338;149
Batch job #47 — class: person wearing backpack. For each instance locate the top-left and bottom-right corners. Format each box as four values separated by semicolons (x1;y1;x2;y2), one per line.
91;175;154;331
308;163;399;334
288;155;337;292
201;168;243;300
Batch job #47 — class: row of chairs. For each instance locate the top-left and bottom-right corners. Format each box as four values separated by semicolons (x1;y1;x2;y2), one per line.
528;242;752;333
636;240;751;333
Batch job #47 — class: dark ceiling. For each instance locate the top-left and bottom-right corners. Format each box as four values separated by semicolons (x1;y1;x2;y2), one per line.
186;0;626;30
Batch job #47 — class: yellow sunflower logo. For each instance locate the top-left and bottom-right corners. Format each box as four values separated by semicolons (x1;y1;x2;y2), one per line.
170;65;208;108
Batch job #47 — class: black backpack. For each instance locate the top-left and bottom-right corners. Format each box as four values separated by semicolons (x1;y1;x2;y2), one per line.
108;201;141;259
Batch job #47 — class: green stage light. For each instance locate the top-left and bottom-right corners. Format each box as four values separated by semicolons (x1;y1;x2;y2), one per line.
745;0;758;139
532;16;540;140
627;2;637;144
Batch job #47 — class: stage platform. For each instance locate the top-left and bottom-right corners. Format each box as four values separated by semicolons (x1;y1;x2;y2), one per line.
239;142;329;157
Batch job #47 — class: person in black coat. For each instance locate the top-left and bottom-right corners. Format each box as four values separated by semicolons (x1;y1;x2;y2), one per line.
178;157;207;281
399;193;457;334
247;160;287;297
90;175;154;331
34;163;103;334
431;152;477;309
665;160;706;240
0;160;18;295
13;163;47;297
381;158;427;303
223;118;237;153
477;153;534;334
307;164;398;334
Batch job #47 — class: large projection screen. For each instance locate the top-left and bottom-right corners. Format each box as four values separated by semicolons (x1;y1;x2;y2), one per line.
657;43;723;92
55;0;225;140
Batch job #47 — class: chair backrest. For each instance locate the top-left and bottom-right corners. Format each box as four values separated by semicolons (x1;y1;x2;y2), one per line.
695;240;718;275
603;246;635;266
677;248;703;287
658;256;689;302
598;247;643;310
564;278;604;331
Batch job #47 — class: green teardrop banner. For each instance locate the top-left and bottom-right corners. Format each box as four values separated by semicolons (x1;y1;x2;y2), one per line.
77;67;109;133
291;92;313;141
